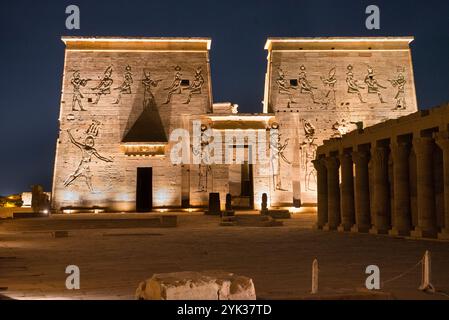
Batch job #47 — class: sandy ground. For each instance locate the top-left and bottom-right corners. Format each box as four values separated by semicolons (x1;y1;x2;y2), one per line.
1;212;449;300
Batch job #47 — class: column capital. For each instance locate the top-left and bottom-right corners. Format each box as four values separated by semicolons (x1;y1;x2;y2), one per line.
435;131;449;151
323;156;339;170
312;158;326;171
338;152;353;163
412;137;434;156
371;146;389;166
351;150;370;165
391;141;411;160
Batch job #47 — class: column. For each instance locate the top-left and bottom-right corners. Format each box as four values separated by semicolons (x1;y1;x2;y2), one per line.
370;146;391;234
389;141;412;236
351;150;371;233
312;158;328;230
435;132;449;239
338;152;355;231
323;156;340;231
411;137;438;238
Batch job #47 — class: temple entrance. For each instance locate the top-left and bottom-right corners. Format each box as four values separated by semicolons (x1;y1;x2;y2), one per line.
136;167;153;212
229;162;254;209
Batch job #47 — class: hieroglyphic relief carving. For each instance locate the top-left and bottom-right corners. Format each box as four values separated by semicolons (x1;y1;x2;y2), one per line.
346;65;366;103
183;67;205;104
164;66;182;104
91;66;114;104
364;66;387;103
276;68;297;105
389;66;407;110
321;67;337;109
113;65;133;104
192;124;211;192
300;119;317;191
142;70;162;110
63;120;113;192
70;70;91;111
298;65;319;104
270;124;291;191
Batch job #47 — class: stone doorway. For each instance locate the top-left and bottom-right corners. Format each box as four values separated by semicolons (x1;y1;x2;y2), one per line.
229;162;254;209
136;167;153;212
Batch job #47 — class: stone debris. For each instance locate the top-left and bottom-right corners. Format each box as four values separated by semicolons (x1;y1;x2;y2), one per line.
136;271;256;300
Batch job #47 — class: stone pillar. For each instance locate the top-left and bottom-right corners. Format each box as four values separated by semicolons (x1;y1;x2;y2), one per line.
323;156;340;231
351;150;371;233
312;158;328;230
411;137;438;238
435;132;449;240
389;141;412;236
338;152;355;231
370;146;391;234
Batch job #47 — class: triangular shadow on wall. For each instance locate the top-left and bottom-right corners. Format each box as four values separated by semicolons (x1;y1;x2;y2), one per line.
122;99;167;143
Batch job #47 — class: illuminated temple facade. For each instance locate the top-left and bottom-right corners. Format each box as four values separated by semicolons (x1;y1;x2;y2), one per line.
52;36;417;212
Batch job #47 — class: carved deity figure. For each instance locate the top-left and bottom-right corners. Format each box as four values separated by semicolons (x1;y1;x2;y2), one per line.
63;126;113;192
164;66;182;104
389;68;407;110
301;137;318;192
346;65;366;103
113;65;133;104
276;68;297;104
142;70;162;110
364;66;387;103
184;67;205;104
192;125;212;192
270;129;291;191
91;66;114;104
300;119;318;191
298;65;319;104
71;70;90;111
321;67;337;109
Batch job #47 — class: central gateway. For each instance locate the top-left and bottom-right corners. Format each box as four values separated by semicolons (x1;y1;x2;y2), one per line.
51;37;417;212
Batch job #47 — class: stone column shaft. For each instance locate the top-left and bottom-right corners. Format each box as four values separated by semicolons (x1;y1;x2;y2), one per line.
312;159;328;229
390;142;412;236
411;137;437;238
351;151;371;233
324;156;340;230
435;133;449;239
338;153;355;231
370;146;391;234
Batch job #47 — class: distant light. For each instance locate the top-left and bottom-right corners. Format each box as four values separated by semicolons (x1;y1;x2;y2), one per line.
42;210;49;215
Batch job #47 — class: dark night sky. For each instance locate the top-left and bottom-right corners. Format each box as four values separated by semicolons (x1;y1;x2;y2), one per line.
0;0;448;195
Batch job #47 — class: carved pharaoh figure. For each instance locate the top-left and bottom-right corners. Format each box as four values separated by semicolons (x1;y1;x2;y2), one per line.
364;66;387;103
389;67;407;110
142;70;162;110
164;66;183;104
270;127;291;192
91;66;114;105
113;65;133;104
321;67;337;109
346;65;366;103
184;67;205;104
276;68;297;105
71;70;90;111
298;65;319;104
63;122;113;192
300;119;318;191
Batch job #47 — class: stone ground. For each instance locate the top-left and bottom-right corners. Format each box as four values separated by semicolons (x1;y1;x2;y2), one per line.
1;212;449;300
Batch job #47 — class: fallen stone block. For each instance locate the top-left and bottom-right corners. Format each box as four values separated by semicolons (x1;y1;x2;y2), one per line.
136;271;256;300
